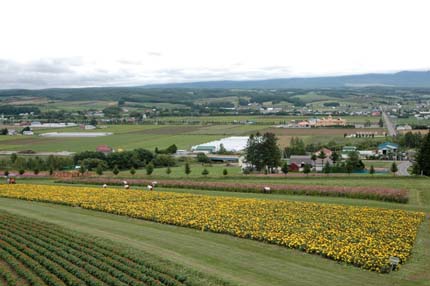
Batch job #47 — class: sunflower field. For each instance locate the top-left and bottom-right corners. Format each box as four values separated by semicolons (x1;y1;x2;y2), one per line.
0;184;424;273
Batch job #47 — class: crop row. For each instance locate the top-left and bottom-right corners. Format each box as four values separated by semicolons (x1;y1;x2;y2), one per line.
0;184;424;272
59;178;409;203
17;223;187;285
0;211;199;286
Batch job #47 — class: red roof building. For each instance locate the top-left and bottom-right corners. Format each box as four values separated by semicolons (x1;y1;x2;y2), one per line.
96;145;113;154
288;162;300;172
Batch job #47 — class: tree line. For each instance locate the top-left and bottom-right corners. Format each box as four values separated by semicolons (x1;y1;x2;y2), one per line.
74;145;178;173
1;154;73;174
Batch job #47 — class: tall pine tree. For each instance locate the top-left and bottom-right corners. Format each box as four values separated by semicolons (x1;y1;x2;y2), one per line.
245;132;281;173
414;131;430;176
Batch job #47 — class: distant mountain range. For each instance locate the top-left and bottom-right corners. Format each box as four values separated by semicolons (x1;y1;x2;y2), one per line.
144;71;430;89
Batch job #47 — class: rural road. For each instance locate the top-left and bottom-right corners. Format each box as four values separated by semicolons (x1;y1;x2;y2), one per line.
396;161;412;176
381;110;397;136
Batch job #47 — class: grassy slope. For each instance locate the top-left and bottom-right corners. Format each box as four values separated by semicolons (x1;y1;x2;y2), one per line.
0;176;429;286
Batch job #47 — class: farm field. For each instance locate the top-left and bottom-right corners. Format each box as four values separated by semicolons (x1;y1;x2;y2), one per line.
0;176;429;286
268;127;387;147
0;97;118;112
0;184;425;273
55;176;430;213
0;123;387;152
0;125;229;152
0;211;226;286
395;117;430;126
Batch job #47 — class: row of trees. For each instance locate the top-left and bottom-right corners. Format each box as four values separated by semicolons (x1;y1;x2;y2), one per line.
1;154;73;173
74;145;178;172
397;131;424;149
279;160;399;176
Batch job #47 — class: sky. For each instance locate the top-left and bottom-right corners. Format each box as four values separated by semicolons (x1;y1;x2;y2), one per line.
0;0;429;89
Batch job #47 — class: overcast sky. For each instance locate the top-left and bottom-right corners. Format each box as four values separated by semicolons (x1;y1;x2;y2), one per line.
0;0;429;89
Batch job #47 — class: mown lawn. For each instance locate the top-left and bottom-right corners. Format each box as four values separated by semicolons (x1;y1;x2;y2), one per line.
117;163;243;178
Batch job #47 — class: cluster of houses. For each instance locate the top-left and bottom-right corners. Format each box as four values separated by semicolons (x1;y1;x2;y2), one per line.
413;111;430;120
188;135;403;172
396;124;412;131
289;148;334;172
287;142;400;172
2;128;34;136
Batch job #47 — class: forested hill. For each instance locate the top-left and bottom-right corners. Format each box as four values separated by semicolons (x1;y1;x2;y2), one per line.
0;71;429;103
143;71;430;89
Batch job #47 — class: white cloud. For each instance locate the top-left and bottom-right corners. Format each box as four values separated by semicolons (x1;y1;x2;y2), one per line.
0;0;429;88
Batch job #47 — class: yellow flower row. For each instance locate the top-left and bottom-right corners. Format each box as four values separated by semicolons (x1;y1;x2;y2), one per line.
0;184;424;272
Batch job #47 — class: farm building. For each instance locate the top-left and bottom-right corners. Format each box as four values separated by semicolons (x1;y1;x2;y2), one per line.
297;116;347;127
207;154;240;163
96;145;113;154
377;142;399;155
31;122;78;128
22;130;34;136
289;156;314;172
342;146;357;153
40;132;112;138
297;121;312;128
193;145;217;153
7;129;17;135
84;125;97;130
191;136;248;153
396;125;412;131
358;150;376;159
341;146;357;159
314;115;347;127
288;162;300;172
313;148;333;158
289;155;332;172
